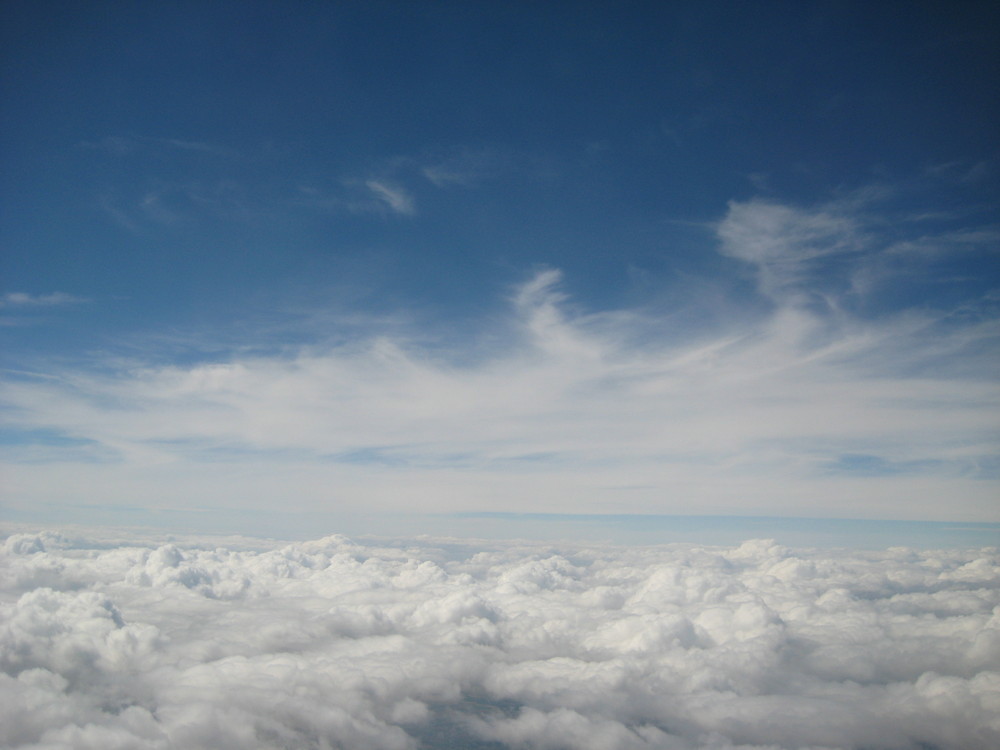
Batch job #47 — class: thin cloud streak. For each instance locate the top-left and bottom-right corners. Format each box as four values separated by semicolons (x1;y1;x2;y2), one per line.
0;293;91;328
0;293;89;308
79;134;239;159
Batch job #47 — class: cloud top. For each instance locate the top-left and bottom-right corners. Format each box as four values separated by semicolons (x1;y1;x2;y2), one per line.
1;528;998;749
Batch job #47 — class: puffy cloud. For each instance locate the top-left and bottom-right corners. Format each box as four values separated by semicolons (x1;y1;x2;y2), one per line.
2;527;998;749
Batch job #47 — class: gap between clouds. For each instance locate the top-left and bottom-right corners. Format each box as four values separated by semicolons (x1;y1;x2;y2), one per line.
1;195;998;520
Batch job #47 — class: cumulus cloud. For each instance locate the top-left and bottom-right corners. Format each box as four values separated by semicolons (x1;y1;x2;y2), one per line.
1;527;998;749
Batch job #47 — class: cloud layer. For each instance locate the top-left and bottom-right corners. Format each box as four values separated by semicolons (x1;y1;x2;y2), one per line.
2;191;998;523
2;528;998;749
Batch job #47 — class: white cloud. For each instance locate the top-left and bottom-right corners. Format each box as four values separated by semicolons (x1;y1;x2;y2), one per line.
2;193;998;522
0;292;89;308
1;263;997;520
1;528;998;749
81;135;237;159
420;146;509;187
716;198;864;300
366;179;416;216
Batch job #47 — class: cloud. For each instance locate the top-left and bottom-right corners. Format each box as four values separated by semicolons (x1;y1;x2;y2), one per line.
1;528;999;749
80;135;238;159
0;293;91;327
924;159;993;185
88;140;513;232
716;192;1000;317
321;146;514;218
716;198;864;300
2;189;998;522
1;260;997;520
0;293;89;308
366;179;417;216
420;146;510;187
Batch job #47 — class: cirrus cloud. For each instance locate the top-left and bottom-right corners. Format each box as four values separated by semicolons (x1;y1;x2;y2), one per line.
1;193;997;523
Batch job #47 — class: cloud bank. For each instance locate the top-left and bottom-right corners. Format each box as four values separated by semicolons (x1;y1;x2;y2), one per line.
1;528;998;749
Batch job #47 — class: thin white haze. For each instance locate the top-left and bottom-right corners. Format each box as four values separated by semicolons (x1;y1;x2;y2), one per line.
2;528;998;749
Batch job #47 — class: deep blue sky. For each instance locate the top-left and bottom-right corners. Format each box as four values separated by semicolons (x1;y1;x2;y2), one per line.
2;1;998;536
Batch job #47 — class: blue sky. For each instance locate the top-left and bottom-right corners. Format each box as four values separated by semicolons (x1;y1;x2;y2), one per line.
1;1;998;537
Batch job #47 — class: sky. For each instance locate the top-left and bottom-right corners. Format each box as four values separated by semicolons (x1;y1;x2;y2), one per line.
1;1;999;540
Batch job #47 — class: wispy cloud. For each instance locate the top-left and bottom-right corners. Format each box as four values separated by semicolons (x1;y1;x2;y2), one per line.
98;179;261;232
1;292;89;308
924;158;993;184
715;198;865;301
0;292;91;328
365;179;416;216
420;146;511;187
294;176;421;218
2;191;997;521
80;135;238;159
304;146;517;219
90;141;517;232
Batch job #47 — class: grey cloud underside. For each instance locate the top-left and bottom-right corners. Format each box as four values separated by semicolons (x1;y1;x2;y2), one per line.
2;531;999;750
